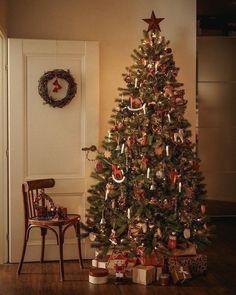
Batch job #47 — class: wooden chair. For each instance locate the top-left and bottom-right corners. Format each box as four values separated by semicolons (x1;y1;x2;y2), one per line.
17;178;83;281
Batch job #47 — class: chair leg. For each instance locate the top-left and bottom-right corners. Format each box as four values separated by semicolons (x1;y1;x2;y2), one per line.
74;222;84;269
58;225;64;281
17;231;28;275
40;227;47;263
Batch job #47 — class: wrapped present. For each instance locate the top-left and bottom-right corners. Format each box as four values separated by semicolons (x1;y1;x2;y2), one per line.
132;265;156;285
156;266;163;281
168;254;207;277
139;251;164;266
170;265;191;284
92;258;108;269
171;243;197;256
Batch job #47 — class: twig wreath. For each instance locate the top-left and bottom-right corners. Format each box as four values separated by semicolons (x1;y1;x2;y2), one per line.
38;69;77;108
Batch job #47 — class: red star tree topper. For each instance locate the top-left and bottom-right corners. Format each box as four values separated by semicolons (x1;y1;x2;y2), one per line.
143;11;164;32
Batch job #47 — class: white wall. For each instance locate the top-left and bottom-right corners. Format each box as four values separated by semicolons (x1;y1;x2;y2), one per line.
7;0;196;141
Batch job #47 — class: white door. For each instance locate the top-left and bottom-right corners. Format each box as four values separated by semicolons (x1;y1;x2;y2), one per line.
8;39;99;262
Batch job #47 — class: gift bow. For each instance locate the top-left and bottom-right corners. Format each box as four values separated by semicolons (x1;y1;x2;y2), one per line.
179;266;189;282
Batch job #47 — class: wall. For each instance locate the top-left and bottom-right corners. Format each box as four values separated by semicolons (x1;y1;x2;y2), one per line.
0;0;7;34
7;0;196;142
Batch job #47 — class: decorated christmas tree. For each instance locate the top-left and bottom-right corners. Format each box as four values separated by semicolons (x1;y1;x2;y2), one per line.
84;11;211;258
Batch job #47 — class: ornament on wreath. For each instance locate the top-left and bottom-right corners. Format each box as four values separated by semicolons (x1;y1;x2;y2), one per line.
52;78;62;92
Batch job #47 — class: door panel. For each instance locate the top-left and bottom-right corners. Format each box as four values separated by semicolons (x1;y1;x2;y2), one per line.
8;39;99;262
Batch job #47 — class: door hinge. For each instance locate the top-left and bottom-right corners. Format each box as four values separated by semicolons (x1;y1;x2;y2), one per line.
6;233;9;241
5;64;8;71
6;149;9;158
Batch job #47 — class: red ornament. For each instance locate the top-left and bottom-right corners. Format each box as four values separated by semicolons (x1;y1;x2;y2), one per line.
52;78;62;92
112;164;124;180
169;170;178;185
95;160;103;173
168;232;177;249
143;11;164;32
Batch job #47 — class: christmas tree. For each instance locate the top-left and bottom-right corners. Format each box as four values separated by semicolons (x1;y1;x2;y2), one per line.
84;11;211;257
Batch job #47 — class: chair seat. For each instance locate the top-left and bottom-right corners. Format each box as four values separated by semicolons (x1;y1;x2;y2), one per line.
29;214;80;227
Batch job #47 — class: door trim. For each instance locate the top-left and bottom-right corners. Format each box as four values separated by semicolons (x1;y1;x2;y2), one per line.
0;30;8;264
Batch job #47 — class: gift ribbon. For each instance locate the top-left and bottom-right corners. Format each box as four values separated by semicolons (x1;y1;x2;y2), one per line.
179;266;189;283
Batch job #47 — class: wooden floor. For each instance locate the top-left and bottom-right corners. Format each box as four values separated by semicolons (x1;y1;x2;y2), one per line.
0;219;236;295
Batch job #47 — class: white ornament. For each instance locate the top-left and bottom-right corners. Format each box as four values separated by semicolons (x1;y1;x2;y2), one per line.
183;228;191;239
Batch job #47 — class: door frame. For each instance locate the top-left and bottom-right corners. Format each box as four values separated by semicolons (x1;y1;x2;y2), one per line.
0;30;8;264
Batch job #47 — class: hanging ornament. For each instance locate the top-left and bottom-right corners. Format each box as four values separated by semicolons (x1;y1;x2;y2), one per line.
163;84;174;97
142;223;148;233
155;144;164;156
112;164;125;183
95;160;104;173
107;130;112;143
118;192;126;208
104;150;112;158
174;129;184;143
134;77;138;88
155;227;162;238
100;214;106;225
105;182;113;200
126;136;135;149
140;155;148;170
109;229;118;245
183;228;191;240
89;232;97;242
201;204;206;214
169;170;178;185
150;181;156;190
137;132;147;146
168;232;177;249
147;167;150;179
52;78;62;93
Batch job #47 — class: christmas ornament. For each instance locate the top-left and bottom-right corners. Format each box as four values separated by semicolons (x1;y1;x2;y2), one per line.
174;129;184;143
155;144;164;156
95;160;104;173
168;232;177;249
89;232;97;242
143;11;164;32
52;78;62;92
169;170;178;185
109;229;118;245
201;204;206;214
183;228;191;239
104;150;112;158
112;164;125;183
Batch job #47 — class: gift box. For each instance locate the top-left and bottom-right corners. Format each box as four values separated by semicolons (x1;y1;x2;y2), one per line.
92;258;108;269
132;265;156;285
140;251;164;266
168;254;207;277
171;243;197;256
170;265;191;284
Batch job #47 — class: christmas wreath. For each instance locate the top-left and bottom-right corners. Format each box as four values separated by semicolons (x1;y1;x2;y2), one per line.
38;69;77;108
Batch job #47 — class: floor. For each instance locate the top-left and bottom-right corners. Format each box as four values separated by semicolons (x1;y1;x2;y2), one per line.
0;219;235;295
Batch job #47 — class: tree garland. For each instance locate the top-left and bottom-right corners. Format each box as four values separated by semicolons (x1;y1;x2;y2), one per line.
38;69;77;108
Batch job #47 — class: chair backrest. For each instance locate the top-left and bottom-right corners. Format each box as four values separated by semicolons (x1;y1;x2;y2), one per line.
22;179;55;221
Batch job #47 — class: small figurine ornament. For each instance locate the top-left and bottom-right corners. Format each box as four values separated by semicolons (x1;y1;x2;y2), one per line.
168;232;177;249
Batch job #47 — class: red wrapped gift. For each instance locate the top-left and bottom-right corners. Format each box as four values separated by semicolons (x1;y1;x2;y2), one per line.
168;254;207;277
